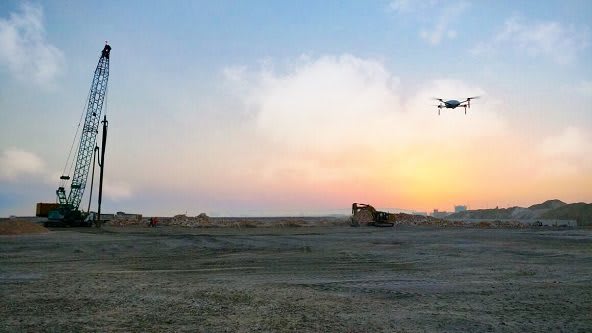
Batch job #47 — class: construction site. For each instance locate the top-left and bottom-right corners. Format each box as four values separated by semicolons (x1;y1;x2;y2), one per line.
1;217;591;332
1;36;592;332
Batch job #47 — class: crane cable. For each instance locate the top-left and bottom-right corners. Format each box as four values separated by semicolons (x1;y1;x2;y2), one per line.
60;86;93;188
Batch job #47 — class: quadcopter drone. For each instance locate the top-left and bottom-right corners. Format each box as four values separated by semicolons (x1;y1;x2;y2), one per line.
433;96;480;115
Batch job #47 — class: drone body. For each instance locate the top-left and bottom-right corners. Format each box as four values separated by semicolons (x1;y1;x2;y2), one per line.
434;96;480;115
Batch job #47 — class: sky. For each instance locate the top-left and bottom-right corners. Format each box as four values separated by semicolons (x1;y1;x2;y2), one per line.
0;0;591;217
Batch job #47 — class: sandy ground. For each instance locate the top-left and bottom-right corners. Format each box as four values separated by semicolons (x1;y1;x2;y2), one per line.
1;223;591;332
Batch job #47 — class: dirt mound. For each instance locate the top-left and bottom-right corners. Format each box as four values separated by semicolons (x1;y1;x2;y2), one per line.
166;213;211;227
542;202;592;226
394;213;441;224
0;220;49;235
529;199;566;210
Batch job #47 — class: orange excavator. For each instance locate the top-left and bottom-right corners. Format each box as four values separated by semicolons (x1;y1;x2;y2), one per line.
351;203;395;227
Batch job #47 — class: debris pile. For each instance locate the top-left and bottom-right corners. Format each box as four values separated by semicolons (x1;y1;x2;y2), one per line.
390;217;528;228
0;219;49;235
165;213;211;227
393;213;441;224
488;220;527;228
107;213;143;226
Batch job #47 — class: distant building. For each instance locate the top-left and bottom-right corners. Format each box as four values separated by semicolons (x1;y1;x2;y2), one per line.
431;209;451;218
454;205;467;213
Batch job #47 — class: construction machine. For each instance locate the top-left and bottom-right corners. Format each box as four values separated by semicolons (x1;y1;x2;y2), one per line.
44;43;111;227
351;203;395;227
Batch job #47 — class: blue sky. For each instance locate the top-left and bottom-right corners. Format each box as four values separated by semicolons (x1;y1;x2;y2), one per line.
1;1;591;216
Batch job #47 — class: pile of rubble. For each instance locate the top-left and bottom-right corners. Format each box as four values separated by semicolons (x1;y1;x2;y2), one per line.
488;220;528;228
106;213;143;226
391;217;528;228
164;213;211;227
393;213;442;224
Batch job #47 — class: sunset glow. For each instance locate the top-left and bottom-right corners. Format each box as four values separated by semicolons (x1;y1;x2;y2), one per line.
1;1;591;216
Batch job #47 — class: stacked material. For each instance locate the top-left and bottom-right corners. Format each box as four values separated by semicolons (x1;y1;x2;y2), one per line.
0;220;49;235
165;213;211;227
394;213;440;224
391;217;528;228
490;220;526;228
107;213;143;226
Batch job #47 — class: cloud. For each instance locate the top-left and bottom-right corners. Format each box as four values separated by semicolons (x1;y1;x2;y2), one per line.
104;182;133;201
0;148;46;181
244;54;402;151
230;55;502;152
560;80;592;99
419;2;468;45
388;0;415;13
222;54;513;209
0;3;64;86
575;81;592;97
389;0;468;45
472;16;589;65
538;126;592;159
388;0;439;13
536;127;592;177
222;65;247;83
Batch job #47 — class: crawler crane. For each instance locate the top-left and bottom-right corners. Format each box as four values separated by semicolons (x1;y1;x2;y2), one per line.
45;43;111;227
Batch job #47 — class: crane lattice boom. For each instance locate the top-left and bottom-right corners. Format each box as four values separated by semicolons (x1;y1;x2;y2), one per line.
56;44;111;210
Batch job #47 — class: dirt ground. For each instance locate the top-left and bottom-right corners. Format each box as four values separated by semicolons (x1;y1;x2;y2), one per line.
1;223;591;332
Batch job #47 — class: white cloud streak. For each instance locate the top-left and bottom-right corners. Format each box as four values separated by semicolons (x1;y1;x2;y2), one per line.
536;126;592;177
104;181;133;201
575;80;592;97
389;0;468;45
249;55;402;150
472;16;589;65
0;3;64;86
389;0;439;13
419;2;468;45
0;148;46;181
538;126;592;159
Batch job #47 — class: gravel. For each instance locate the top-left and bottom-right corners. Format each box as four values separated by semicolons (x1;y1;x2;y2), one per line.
1;223;590;332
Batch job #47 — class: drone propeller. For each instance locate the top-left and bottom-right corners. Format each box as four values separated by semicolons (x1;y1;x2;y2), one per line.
432;97;445;102
433;104;443;115
465;96;480;108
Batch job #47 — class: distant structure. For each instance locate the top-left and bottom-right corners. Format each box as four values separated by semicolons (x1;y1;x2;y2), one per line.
454;205;467;213
431;209;451;218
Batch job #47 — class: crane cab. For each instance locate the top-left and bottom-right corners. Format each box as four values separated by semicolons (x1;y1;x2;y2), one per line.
102;44;111;59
